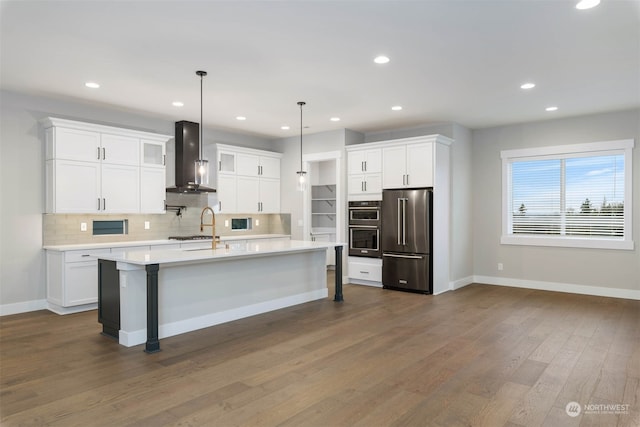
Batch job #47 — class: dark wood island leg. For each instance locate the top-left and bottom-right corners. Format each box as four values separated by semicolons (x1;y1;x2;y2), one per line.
334;245;344;302
144;264;161;353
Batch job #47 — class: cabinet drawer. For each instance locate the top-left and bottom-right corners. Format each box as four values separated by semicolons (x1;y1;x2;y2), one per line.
65;249;111;263
349;260;382;281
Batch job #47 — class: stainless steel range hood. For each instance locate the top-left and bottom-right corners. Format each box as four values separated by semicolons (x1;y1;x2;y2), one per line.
166;120;216;194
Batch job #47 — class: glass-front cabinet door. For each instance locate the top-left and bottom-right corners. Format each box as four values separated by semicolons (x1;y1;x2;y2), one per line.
140;139;166;168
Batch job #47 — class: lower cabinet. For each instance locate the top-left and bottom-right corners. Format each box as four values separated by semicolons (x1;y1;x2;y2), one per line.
46;248;111;314
348;256;382;287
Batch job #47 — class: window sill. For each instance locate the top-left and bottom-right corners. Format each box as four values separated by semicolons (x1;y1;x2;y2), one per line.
501;235;634;250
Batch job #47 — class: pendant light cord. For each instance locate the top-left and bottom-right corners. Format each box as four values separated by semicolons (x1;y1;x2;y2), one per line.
196;70;207;160
298;101;306;170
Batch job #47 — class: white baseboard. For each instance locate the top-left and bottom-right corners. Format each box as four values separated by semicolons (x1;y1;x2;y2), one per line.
119;288;329;347
0;299;47;316
449;276;474;291
474;275;640;300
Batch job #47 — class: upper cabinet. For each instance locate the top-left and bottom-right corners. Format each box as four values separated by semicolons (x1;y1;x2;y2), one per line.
346;147;383;200
347;135;452;200
215;143;282;214
42;118;171;214
382;142;433;189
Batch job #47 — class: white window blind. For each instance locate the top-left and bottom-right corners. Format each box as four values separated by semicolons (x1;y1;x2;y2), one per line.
502;140;634;250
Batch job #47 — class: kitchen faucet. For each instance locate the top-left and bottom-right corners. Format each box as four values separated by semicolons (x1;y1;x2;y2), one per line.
200;206;220;249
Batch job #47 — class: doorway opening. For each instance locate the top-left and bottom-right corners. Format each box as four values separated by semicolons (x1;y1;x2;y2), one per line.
302;151;343;269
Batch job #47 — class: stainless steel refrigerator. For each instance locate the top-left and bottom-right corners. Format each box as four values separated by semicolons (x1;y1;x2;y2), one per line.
381;188;433;294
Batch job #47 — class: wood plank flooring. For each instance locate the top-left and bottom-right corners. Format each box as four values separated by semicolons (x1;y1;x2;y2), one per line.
1;277;638;426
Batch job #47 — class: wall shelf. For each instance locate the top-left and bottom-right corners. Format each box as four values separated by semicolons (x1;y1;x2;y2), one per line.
311;184;336;228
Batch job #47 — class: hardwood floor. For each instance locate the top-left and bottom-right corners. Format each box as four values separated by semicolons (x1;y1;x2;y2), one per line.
1;277;638;426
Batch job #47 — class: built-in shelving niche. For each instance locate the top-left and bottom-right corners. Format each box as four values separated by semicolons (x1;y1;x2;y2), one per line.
311;184;336;228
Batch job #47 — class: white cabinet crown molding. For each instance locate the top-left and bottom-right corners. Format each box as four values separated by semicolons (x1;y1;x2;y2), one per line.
40;117;171;142
346;134;453;152
215;143;283;158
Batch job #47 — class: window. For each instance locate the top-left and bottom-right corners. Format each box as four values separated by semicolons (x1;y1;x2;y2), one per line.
501;139;634;250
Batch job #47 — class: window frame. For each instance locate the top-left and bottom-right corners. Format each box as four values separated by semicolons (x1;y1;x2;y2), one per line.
501;139;634;250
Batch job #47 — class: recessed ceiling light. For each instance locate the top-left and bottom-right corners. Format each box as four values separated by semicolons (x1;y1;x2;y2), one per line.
391;105;403;111
281;125;290;130
236;116;246;121
520;82;536;90
576;0;600;10
172;101;184;107
546;106;558;112
330;117;340;122
374;55;390;64
85;82;100;89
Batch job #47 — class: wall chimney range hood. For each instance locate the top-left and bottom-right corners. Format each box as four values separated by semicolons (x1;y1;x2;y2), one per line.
166;120;216;193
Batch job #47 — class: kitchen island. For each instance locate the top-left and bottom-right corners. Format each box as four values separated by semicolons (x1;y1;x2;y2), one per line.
97;240;344;352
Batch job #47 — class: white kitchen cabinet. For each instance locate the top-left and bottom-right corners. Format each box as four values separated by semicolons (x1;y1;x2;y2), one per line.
259;178;280;213
217;174;237;213
236;176;259;213
101;163;140;213
215;143;282;214
348;257;382;286
217;149;237;174
346;147;383;200
46;159;101;213
101;133;140;166
46;248;111;314
347;173;382;198
348;148;382;174
382;142;433;189
42;117;170;214
141;138;166;168
140;167;166;213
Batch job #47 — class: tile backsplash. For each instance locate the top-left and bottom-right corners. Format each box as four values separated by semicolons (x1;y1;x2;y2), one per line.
43;193;291;246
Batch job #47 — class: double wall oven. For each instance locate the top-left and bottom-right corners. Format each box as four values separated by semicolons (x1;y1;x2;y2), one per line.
348;200;382;258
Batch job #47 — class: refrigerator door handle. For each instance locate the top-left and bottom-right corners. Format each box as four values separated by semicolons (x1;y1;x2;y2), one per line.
383;253;423;259
397;198;402;245
402;198;407;245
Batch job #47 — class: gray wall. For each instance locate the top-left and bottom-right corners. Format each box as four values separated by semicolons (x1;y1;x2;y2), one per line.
472;109;640;292
0;90;273;311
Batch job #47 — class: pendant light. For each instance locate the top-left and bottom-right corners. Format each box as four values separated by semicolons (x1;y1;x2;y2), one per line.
296;101;307;191
194;70;209;187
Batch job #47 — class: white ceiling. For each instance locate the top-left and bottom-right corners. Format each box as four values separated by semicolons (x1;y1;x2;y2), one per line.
1;0;638;139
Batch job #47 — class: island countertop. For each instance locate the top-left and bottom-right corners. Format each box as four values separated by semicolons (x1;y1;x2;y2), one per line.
43;234;291;252
96;239;344;266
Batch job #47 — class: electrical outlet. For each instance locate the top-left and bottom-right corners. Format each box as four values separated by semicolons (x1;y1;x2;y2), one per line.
255;219;260;226
497;263;504;271
80;222;87;232
144;221;150;230
224;219;229;227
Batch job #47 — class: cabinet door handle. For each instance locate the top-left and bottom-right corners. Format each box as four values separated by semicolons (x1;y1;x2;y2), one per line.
364;181;367;192
97;147;101;160
406;174;409;186
102;198;106;211
361;181;364;192
364;161;367;172
361;161;365;172
102;147;105;160
97;198;101;210
219;160;221;170
163;154;166;166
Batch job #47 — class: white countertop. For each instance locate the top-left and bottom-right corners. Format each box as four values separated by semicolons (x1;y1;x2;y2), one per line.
96;239;344;266
43;234;291;251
